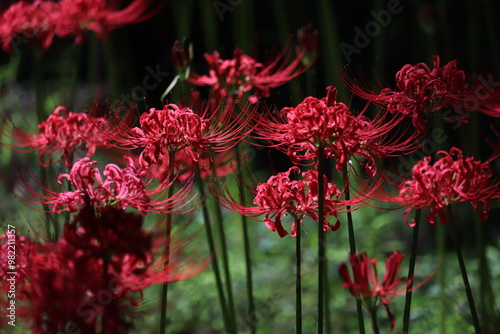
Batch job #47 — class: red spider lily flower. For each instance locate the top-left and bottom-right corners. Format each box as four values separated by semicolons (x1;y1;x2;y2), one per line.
54;0;160;43
67;206;209;288
0;231;36;301
16;206;207;334
111;102;254;170
0;0;159;52
18;156;195;215
0;0;60;51
387;147;500;226
213;166;370;237
343;56;478;132
20;246;105;334
187;33;317;103
339;251;411;331
0;106;112;169
253;86;421;176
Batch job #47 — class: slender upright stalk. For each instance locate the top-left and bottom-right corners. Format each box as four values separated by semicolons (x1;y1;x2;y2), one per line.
295;218;302;334
33;47;44;122
437;220;447;334
317;0;344;98
213;185;237;332
159;156;176;334
447;206;482;334
200;1;219;50
87;34;99;96
323;243;331;334
369;305;380;334
196;172;233;333
159;191;174;334
402;209;421;333
342;168;365;334
475;212;496;327
33;47;57;241
235;150;256;334
317;147;325;334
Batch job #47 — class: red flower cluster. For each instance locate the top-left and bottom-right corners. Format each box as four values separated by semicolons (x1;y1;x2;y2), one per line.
0;0;157;51
254;87;420;175
0;0;59;51
1;106;112;168
345;56;477;132
215;166;366;237
113;103;252;171
0;206;206;334
253;166;343;237
126;104;210;168
339;251;409;332
392;147;500;225
0;232;35;303
187;33;317;103
21;156;194;215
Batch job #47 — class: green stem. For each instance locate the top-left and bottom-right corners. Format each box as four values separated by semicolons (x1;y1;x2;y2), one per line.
447;206;482;334
196;172;233;333
437;220;447;334
213;184;237;332
235;149;256;334
475;211;496;327
323;243;331;334
33;47;57;242
33;47;44;122
296;218;302;334
200;1;219;51
317;147;325;334
402;209;421;333
159;159;175;334
317;0;344;98
342;168;365;334
304;69;315;100
369;305;380;334
66;43;83;111
87;33;99;97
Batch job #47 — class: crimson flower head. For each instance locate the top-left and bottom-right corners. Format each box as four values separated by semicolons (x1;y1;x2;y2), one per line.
16;205;207;334
55;0;159;43
0;0;158;51
344;56;477;132
214;166;369;237
339;251;410;332
253;87;421;176
389;147;500;225
188;34;317;103
0;0;59;51
127;104;209;168
0;231;36;301
1;106;112;168
112;102;253;170
20;156;195;215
